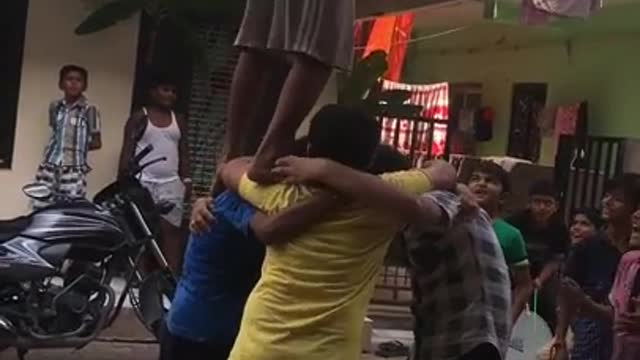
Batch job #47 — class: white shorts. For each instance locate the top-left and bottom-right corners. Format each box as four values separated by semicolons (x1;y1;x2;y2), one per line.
140;178;185;228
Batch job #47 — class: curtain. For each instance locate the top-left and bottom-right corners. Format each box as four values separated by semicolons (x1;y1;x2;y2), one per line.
355;13;414;81
380;80;449;165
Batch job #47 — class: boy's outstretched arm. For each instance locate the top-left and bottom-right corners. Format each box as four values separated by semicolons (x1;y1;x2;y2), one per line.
250;190;340;245
218;157;341;245
272;157;458;224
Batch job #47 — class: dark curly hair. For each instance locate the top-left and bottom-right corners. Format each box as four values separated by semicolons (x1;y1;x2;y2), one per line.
467;160;511;194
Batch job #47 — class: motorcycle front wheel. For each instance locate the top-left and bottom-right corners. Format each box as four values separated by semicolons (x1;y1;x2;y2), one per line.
128;270;175;339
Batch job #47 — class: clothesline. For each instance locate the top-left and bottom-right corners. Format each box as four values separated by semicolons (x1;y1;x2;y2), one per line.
352;26;470;51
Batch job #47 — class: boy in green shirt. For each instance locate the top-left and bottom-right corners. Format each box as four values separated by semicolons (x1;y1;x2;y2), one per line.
467;160;533;324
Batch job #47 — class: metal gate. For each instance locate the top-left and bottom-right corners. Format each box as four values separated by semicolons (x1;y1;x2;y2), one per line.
372;116;451;306
379;116;451;165
555;135;626;218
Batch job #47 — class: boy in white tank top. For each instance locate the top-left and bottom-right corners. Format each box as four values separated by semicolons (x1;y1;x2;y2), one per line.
118;72;191;274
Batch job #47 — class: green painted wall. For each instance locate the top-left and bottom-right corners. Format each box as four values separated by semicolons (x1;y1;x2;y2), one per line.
403;34;640;165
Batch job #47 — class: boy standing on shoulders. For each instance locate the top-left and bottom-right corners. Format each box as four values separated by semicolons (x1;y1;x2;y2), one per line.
118;72;191;274
466;161;532;324
34;65;101;209
218;105;458;360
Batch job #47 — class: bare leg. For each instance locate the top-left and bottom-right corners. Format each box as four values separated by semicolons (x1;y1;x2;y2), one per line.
247;54;332;183
222;49;275;160
159;219;185;275
211;49;277;196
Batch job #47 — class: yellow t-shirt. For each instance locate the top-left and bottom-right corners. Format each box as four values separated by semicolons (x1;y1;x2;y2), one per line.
228;170;432;360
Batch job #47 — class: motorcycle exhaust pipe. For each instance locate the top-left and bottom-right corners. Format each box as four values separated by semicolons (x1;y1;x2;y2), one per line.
3;282;116;351
2;321;93;351
0;315;17;349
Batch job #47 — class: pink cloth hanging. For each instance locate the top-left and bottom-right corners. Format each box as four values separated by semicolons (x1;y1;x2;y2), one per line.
522;0;603;25
554;103;579;136
533;0;595;17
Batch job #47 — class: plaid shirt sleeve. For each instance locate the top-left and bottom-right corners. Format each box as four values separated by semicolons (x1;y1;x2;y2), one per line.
405;191;460;242
48;101;59;128
87;106;101;135
420;190;460;226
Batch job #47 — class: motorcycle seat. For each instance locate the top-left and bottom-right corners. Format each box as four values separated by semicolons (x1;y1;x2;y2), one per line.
0;216;32;243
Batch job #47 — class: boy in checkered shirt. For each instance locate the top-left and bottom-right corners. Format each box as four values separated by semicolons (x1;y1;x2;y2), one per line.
404;188;512;360
34;65;101;208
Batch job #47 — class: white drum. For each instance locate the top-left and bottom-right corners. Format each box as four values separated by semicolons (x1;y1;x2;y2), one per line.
507;309;552;360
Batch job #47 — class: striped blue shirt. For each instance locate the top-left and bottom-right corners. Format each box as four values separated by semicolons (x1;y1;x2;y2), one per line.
43;97;100;170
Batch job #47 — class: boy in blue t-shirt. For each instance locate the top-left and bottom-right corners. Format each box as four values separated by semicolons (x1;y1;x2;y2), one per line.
161;188;334;360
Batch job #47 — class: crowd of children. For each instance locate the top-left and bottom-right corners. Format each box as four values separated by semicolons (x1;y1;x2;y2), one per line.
31;1;640;359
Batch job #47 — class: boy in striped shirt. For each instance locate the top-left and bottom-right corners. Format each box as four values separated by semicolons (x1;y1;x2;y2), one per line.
34;64;101;208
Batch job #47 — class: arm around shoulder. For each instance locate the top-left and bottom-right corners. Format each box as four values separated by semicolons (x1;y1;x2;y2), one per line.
250;190;341;245
417;160;457;192
273;156;456;225
219;157;253;193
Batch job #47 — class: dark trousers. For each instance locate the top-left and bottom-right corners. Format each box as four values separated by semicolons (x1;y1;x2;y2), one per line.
159;324;233;360
459;343;501;360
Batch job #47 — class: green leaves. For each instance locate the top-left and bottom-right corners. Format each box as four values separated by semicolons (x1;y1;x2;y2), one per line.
338;50;388;105
339;51;423;119
75;0;146;35
76;0;244;36
75;0;244;68
165;11;208;66
168;0;243;19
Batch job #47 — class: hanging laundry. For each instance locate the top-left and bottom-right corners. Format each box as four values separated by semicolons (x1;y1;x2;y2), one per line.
553;103;580;152
555;103;579;137
533;0;597;17
522;0;551;25
458;108;475;134
521;0;603;25
536;106;557;137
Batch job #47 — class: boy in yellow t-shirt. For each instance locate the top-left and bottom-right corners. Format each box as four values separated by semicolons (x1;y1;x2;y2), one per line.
218;104;457;360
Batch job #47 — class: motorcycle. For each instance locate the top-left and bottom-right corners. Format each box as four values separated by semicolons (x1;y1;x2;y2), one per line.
0;144;176;359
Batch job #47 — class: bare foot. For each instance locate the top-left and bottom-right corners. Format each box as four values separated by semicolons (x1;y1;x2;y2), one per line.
247;156;278;184
247;138;293;184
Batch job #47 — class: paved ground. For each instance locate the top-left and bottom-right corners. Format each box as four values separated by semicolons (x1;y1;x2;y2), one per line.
1;342;159;360
1;344;404;360
0;311;409;360
0;344;406;359
1;345;404;360
0;310;157;360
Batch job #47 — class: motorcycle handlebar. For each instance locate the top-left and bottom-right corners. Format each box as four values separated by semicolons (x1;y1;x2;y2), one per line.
124;144;166;178
132;144;154;165
134;157;167;175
